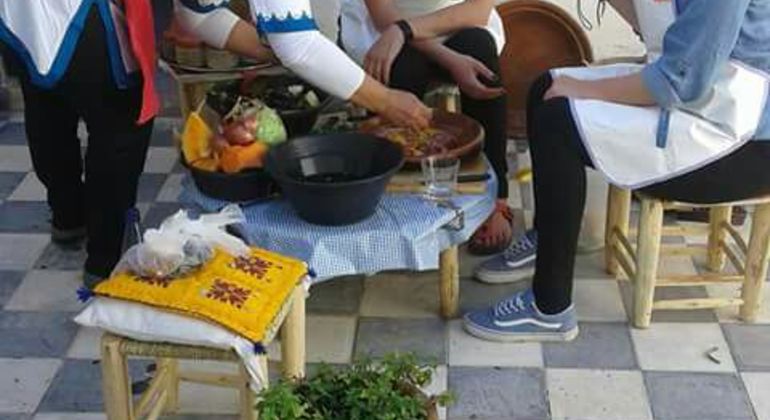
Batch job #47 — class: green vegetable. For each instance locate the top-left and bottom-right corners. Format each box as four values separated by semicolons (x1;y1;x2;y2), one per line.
256;353;453;420
255;105;288;146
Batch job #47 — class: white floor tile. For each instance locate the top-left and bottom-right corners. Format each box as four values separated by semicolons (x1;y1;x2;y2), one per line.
0;145;33;172
34;414;107;420
742;372;770;420
573;280;627;322
547;368;652;420
143;147;179;174
177;381;239;414
268;315;357;364
447;320;543;367
0;358;61;413
631;323;736;372
8;172;46;201
66;327;103;360
5;270;83;312
156;173;185;203
707;283;770;324
0;234;49;270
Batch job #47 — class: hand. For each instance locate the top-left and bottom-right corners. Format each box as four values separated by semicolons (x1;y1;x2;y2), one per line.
444;53;505;100
544;76;596;100
379;89;432;129
363;25;406;85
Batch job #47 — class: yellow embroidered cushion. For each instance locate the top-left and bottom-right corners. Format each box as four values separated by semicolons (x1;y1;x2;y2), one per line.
94;248;307;344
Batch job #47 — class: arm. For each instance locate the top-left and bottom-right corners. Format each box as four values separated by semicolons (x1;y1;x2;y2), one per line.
256;0;430;127
547;0;750;107
173;0;273;61
364;0;494;38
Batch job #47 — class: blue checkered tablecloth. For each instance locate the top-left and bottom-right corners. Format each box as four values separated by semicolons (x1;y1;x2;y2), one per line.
180;175;496;282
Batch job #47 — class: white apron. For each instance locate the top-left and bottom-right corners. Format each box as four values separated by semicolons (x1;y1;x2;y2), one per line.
0;0;137;88
552;0;770;189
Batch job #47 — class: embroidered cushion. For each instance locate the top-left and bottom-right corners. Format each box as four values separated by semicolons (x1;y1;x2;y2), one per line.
94;247;307;344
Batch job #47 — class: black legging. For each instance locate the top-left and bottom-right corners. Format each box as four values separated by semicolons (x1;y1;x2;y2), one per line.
389;27;509;198
528;72;770;314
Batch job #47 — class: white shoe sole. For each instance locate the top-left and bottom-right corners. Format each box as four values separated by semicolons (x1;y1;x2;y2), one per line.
474;254;536;284
463;321;579;343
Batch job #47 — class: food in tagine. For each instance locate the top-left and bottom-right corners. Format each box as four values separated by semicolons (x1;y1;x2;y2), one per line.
368;126;460;159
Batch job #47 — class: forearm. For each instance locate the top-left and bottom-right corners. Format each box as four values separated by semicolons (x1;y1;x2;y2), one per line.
365;0;493;38
407;0;494;39
223;20;275;62
589;73;655;106
350;76;391;113
412;39;456;67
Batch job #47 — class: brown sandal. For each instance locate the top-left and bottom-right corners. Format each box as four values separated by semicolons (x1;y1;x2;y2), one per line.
468;202;514;255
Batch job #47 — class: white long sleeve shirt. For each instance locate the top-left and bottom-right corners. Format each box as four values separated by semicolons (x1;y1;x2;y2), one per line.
0;0;366;99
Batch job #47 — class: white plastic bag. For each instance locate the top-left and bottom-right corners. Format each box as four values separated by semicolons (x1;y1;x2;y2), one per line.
113;204;250;278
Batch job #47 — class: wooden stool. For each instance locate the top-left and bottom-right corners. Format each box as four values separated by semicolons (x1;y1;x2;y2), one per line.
605;186;770;328
100;286;306;420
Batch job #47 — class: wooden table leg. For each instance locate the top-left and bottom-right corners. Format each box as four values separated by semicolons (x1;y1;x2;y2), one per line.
101;334;135;420
633;199;664;328
238;364;257;420
740;203;770;322
158;358;179;414
280;286;306;381
440;246;460;319
605;186;632;277
707;206;733;272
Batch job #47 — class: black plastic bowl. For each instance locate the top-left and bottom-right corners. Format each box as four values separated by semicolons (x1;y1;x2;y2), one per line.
183;158;278;203
279;106;322;138
265;133;404;225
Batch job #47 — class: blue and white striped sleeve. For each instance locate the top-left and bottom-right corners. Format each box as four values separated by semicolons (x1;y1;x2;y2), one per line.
250;0;366;100
174;0;241;49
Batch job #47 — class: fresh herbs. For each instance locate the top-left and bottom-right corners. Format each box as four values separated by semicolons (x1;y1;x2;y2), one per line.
256;353;453;420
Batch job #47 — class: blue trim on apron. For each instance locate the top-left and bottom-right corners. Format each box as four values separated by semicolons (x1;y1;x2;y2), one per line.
256;12;319;34
0;0;138;90
0;0;95;88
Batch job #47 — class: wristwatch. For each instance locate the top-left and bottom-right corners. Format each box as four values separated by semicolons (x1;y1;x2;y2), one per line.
394;19;414;42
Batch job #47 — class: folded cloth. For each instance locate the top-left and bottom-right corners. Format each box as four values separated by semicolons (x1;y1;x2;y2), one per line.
93;247;308;344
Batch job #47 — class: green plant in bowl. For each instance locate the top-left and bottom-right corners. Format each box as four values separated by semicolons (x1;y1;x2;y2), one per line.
256;353;453;420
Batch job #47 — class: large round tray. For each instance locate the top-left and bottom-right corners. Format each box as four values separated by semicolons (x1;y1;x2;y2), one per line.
497;0;594;139
358;109;484;168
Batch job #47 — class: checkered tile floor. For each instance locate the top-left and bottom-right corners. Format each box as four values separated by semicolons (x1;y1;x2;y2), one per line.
1;90;770;419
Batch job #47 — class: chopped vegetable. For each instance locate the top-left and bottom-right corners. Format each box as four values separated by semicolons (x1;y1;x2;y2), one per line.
181;111;213;163
255;106;287;146
220;141;269;173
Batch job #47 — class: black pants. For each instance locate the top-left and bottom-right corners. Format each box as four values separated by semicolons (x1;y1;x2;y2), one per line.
12;8;152;277
389;28;509;198
528;72;770;314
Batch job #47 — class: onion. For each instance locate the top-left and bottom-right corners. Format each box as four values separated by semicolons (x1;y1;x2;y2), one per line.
222;121;255;145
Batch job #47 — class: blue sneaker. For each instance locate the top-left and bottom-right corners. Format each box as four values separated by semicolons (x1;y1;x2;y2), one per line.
474;230;537;284
463;289;578;342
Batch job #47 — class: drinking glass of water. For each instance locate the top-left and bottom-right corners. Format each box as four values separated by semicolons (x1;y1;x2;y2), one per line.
421;156;460;200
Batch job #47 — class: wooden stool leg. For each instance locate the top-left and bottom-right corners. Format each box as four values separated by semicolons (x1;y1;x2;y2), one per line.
101;335;135;420
633;199;664;328
605;186;632;276
439;246;460;319
281;286;306;381
238;364;257;420
740;203;770;322
158;358;179;414
707;206;733;272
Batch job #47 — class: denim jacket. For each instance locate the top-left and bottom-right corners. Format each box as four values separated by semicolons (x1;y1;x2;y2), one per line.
640;0;770;140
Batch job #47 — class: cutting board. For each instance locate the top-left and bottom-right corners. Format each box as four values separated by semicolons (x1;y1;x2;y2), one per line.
386;155;489;195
